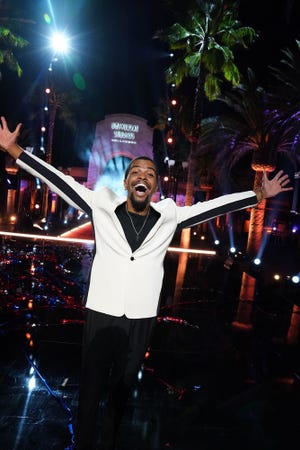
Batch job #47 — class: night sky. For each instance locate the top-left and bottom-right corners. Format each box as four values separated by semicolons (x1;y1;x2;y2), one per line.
0;0;299;166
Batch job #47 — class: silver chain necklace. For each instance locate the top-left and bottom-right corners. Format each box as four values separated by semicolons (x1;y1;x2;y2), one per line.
125;205;150;241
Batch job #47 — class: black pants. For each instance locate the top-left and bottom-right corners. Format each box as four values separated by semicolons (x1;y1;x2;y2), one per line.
74;309;156;450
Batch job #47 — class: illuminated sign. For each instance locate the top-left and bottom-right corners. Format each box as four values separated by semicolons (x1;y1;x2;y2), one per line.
87;113;153;190
111;121;140;144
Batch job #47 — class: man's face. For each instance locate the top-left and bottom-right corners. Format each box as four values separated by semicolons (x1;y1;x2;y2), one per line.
124;159;158;212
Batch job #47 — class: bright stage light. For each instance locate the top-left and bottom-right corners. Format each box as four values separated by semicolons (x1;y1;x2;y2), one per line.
50;32;70;54
291;275;300;284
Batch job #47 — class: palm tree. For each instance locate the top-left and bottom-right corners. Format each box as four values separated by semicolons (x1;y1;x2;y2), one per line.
0;26;28;79
154;0;258;302
198;68;297;329
0;1;31;80
268;39;300;115
267;40;300;342
0;6;30;217
268;39;300;163
41;87;82;219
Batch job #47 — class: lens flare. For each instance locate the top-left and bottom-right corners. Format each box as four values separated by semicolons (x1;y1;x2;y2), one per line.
73;73;86;90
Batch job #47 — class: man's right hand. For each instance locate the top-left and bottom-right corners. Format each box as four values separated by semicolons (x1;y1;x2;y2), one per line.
0;116;23;159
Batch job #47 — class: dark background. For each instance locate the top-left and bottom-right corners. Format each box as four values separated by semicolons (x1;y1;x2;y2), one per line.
0;0;299;166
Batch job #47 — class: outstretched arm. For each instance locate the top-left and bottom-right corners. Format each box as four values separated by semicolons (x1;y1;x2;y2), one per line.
0;116;93;214
0;116;23;159
0;116;293;203
255;170;293;202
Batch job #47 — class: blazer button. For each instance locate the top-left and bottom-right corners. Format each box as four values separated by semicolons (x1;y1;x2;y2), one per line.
130;256;135;261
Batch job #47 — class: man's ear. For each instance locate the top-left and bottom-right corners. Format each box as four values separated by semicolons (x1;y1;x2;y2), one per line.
123;179;128;190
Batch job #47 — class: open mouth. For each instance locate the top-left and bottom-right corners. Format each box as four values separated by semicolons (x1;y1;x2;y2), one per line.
134;183;147;193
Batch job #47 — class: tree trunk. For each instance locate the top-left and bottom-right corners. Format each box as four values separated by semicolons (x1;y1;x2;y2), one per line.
173;145;198;303
173;228;190;303
42;101;57;219
286;304;300;344
173;44;205;303
232;171;266;329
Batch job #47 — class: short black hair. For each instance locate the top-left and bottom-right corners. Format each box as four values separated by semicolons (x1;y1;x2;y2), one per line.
124;156;158;180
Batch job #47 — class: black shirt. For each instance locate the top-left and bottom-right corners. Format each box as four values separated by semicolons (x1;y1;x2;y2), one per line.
115;202;160;252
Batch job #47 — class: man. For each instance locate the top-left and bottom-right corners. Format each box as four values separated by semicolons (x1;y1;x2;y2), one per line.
0;116;293;449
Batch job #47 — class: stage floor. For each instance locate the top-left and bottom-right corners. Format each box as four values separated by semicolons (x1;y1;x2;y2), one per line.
1;299;300;450
0;235;300;449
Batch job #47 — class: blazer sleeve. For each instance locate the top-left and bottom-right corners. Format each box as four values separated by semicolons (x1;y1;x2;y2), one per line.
176;191;258;229
16;151;93;215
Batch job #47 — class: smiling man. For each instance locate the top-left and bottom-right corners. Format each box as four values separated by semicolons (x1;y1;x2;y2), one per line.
124;157;158;211
0;116;293;450
119;157;161;253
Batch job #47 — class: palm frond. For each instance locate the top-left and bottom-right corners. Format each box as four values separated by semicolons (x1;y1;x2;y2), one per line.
222;61;240;85
204;74;221;100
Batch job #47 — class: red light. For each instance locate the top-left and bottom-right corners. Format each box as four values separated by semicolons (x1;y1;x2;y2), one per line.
171;99;177;106
167;136;174;144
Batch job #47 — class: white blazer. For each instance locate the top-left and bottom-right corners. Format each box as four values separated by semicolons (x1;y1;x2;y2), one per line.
17;151;258;318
